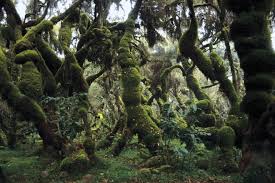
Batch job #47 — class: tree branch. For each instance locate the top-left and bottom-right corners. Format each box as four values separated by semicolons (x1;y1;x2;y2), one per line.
86;67;107;85
2;0;22;25
22;1;51;28
50;0;85;24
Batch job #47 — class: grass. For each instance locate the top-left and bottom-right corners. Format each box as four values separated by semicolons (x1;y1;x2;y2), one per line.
0;142;243;183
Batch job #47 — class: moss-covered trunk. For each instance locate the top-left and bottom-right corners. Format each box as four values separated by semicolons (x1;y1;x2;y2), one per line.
225;0;275;181
0;48;66;151
116;0;161;154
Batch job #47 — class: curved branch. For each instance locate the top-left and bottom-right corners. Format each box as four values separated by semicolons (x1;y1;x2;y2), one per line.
50;0;85;24
86;67;107;85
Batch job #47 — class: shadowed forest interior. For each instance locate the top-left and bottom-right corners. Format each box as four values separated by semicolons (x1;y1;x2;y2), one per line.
0;0;275;182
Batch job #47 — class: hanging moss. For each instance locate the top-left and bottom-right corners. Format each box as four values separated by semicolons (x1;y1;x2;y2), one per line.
59;22;72;48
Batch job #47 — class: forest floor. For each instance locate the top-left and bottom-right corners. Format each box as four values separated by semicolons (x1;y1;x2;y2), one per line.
0;140;242;183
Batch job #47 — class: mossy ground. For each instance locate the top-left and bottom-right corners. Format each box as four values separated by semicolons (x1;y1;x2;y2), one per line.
0;139;242;183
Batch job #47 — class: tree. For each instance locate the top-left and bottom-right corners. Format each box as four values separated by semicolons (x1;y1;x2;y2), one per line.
225;0;275;182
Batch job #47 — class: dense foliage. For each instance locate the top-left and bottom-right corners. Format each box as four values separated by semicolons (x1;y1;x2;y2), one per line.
0;0;274;182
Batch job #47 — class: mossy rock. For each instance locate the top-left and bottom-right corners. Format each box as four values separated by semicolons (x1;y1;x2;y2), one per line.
60;150;90;173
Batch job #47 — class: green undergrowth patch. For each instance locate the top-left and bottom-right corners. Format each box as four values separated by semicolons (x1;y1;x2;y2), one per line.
0;142;242;183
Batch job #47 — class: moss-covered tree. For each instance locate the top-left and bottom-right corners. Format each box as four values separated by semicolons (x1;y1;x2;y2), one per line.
225;0;275;181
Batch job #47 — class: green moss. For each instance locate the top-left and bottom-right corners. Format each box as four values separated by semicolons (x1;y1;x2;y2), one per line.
35;37;62;74
59;22;72;48
217;126;235;149
56;50;88;93
15;50;57;96
0;49;10;90
79;13;91;34
14;50;40;64
195;99;213;113
15;95;47;123
191;48;215;81
226;115;248;146
71;63;89;92
210;52;240;113
14;38;33;54
179;12;198;53
186;75;209;101
210;52;226;77
127;105;161;152
18;62;43;99
24;20;53;41
14;20;53;54
60;149;90;172
179;8;215;81
117;19;161;153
